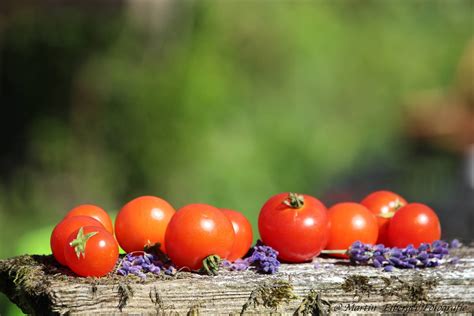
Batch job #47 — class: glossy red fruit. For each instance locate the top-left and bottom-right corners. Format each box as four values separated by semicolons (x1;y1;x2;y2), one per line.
64;226;119;277
221;209;253;262
258;192;329;262
388;203;441;248
64;204;114;234
165;204;235;270
50;216;105;265
325;202;378;257
361;191;407;245
115;196;176;253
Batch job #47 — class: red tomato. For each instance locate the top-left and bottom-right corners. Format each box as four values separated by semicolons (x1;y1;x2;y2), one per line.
165;204;235;270
115;196;176;253
64;204;114;234
64;226;119;277
361;191;407;245
221;209;253;262
50;216;105;265
388;203;441;248
325;202;378;257
258;192;329;263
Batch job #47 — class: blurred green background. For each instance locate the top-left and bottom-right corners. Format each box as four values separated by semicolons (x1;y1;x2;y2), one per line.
1;0;473;314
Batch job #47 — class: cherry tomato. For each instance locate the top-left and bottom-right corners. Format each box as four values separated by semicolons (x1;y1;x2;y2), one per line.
361;191;407;245
388;203;441;248
64;226;119;277
325;202;378;257
115;196;176;253
258;192;329;262
50;216;105;265
165;204;235;270
64;204;114;234
221;209;253;262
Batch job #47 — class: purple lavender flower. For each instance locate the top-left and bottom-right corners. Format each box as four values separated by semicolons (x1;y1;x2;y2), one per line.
247;242;280;274
117;251;175;279
346;239;457;271
418;243;430;252
221;241;280;274
450;239;462;248
373;259;382;268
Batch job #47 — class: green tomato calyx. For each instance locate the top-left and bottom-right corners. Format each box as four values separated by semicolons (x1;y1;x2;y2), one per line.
200;255;221;276
69;227;98;259
283;193;305;209
378;211;396;219
378;199;404;218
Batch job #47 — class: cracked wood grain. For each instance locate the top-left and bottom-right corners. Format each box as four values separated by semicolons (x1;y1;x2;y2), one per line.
0;247;473;315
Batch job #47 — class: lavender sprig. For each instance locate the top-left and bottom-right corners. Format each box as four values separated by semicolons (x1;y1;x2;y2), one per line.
117;252;176;279
347;240;460;271
221;241;280;274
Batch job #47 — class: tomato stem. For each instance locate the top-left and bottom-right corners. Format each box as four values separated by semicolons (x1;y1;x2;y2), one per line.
377;199;404;218
320;249;347;255
283;193;305;208
200;255;221;276
69;227;98;259
378;211;395;219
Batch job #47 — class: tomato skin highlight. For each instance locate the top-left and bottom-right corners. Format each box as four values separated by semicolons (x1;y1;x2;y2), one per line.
221;209;253;262
258;192;329;263
50;216;105;265
165;204;235;270
115;196;175;253
388;203;441;248
64;204;114;234
361;191;407;245
64;226;119;277
325;202;378;257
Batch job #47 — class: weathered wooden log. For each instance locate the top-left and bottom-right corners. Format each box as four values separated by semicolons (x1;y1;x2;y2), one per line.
1;247;473;315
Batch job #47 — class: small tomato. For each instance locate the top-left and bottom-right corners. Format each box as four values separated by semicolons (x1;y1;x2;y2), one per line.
361;190;407;245
64;226;119;277
258;192;329;262
221;209;253;262
388;203;441;248
50;216;105;265
325;202;378;257
165;204;235;270
64;204;114;234
115;196;175;253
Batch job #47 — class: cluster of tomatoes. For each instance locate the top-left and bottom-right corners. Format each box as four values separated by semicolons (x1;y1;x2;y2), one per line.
50;191;441;277
260;191;441;261
50;196;253;277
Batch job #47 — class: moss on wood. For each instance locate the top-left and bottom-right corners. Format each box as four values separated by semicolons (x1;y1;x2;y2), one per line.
341;275;374;301
380;275;439;301
240;279;297;315
294;289;330;316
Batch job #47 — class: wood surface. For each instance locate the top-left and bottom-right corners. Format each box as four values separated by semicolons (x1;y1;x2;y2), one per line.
0;247;473;315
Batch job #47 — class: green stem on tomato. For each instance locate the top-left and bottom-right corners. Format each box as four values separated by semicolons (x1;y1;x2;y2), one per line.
320;249;347;255
283;193;305;209
377;211;395;219
69;227;98;259
200;255;221;276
